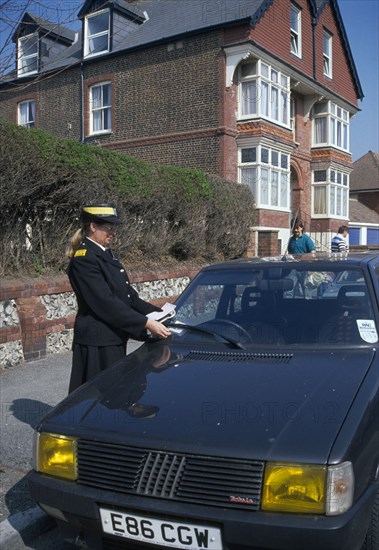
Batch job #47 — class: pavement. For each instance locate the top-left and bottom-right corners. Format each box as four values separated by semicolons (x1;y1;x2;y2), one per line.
0;341;142;549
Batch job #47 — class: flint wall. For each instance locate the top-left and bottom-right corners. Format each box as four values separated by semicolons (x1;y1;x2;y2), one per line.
0;267;200;368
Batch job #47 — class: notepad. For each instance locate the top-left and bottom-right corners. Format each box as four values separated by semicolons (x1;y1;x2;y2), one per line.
146;302;176;322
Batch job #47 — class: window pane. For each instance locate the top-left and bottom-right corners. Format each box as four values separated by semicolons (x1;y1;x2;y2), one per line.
271;87;279;120
241;81;257;116
19;103;28;124
291;6;299;32
261;81;269;116
88;12;109;35
261;148;269;163
271;171;279;206
330;117;335;145
281;154;288;169
280;173;288;207
89;34;108;54
92;86;101;109
20;56;38;74
104;108;111;130
241;167;257;198
330;186;336;215
241;62;257;77
343;124;348;149
261;168;269;204
19;35;38;57
314;117;327;143
271;151;278;166
314;170;327;183
342;189;348;217
261;63;269;78
336;187;342;216
281;91;288;124
323;33;330;55
314;186;326;214
241;148;256;163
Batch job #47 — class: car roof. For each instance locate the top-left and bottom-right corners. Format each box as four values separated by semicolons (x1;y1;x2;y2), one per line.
200;252;378;272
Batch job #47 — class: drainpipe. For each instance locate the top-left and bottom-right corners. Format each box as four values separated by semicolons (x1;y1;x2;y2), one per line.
80;60;84;143
311;17;317;81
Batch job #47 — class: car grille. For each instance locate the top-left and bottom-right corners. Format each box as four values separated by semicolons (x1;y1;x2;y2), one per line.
77;441;264;510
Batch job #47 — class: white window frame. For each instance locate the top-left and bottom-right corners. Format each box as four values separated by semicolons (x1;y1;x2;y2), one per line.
290;3;302;58
312;101;349;152
84;9;110;58
323;30;332;78
238;60;291;128
90;82;112;135
238;143;290;211
312;167;349;218
17;34;38;76
18;99;35;128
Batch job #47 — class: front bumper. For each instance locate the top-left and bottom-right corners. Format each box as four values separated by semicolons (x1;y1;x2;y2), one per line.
28;470;376;550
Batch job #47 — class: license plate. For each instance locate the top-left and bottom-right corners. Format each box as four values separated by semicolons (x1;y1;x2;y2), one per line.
100;508;223;549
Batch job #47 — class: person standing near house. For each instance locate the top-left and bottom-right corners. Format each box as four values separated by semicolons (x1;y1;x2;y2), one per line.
331;225;349;253
66;203;171;393
287;220;316;255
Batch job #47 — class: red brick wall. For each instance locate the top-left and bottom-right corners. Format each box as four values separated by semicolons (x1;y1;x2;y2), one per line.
245;0;358;108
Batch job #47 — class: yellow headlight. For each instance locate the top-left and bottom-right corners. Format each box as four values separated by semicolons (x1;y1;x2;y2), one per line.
262;462;326;513
36;433;77;480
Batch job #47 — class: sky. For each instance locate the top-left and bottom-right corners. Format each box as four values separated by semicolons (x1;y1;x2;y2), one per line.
0;0;378;161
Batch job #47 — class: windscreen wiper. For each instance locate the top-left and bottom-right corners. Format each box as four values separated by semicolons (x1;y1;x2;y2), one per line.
165;320;246;350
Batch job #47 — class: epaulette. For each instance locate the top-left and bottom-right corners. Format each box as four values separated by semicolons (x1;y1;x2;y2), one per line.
74;249;87;257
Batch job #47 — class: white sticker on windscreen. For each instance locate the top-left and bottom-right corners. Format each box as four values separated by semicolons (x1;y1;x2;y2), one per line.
357;320;378;343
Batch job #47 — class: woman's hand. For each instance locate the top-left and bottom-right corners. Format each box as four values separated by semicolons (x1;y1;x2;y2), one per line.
145;319;172;339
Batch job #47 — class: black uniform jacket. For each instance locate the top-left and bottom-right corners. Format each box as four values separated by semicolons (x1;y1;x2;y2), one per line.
68;238;160;346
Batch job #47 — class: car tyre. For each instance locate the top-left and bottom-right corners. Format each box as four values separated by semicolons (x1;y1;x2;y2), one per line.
362;486;379;550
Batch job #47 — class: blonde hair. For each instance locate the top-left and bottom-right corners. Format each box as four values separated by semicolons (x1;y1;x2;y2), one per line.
66;227;87;259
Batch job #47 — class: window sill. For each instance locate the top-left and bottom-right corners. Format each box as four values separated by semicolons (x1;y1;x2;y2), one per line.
88;130;113;137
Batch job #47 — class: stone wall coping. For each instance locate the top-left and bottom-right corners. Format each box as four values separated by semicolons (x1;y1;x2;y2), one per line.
0;266;202;301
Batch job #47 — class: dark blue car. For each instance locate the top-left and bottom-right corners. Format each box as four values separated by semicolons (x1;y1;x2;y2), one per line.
29;253;379;550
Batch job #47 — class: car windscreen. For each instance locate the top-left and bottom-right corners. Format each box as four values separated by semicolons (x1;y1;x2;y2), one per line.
171;266;378;346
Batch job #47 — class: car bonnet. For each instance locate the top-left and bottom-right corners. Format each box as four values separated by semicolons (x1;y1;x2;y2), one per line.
39;344;376;464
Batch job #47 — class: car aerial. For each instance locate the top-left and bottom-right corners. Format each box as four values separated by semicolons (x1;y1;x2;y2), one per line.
29;252;379;550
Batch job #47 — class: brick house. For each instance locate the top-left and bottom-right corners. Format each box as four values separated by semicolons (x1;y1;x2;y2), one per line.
348;151;379;246
0;0;363;255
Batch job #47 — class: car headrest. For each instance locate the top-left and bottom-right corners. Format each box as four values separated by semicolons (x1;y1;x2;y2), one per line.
337;285;369;311
241;287;261;310
258;279;294;291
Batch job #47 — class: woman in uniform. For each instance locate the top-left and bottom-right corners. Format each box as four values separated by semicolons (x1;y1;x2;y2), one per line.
66;203;171;393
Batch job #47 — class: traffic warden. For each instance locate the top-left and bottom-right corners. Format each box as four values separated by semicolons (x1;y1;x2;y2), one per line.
66;203;171;393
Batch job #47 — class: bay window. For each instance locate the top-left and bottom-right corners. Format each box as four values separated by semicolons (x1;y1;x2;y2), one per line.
239;61;290;127
90;82;111;134
312;168;349;218
239;145;290;210
313;101;349;151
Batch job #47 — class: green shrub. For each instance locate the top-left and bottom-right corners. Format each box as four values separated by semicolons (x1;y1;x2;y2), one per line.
0;122;256;276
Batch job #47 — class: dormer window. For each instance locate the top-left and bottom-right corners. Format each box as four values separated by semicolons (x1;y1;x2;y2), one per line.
84;9;110;57
18;34;38;76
